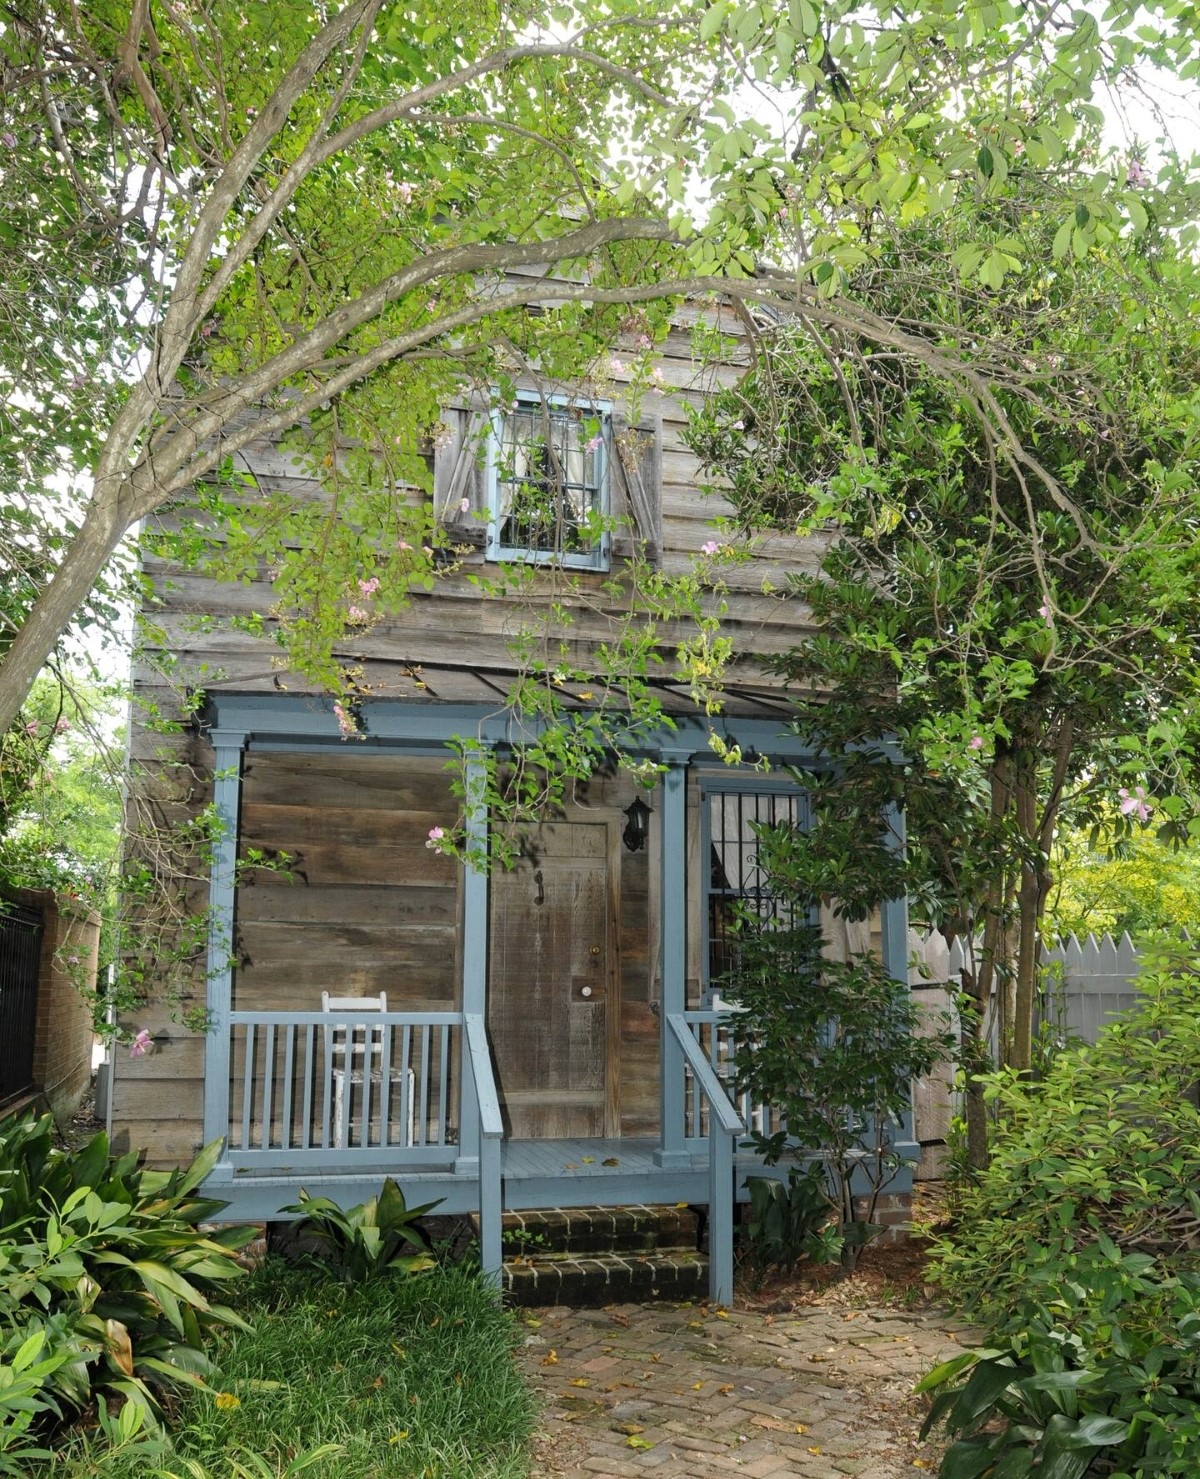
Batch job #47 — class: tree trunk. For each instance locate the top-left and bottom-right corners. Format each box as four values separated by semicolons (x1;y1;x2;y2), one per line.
1011;746;1041;1075
0;494;129;734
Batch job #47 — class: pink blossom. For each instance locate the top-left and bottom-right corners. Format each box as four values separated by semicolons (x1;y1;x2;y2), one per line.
422;545;434;556
633;333;652;350
67;953;80;966
649;367;666;388
968;735;984;752
426;826;445;850
584;433;604;454
1038;602;1053;622
395;180;415;203
1118;786;1151;823
700;540;721;555
347;604;368;622
358;577;380;597
398;540;413;551
0;132;16;149
1126;157;1149;188
23;719;39;735
608;357;626;377
129;1029;153;1058
54;715;71;732
459;497;471;513
332;702;356;739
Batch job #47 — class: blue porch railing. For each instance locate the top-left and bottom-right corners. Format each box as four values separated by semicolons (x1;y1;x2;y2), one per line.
227;1010;460;1170
667;1012;744;1305
678;1008;783;1144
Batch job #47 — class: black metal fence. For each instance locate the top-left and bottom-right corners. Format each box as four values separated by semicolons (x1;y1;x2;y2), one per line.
0;902;43;1104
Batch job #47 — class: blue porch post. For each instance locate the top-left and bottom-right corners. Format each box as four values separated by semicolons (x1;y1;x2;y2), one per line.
203;730;245;1154
881;800;919;1171
455;754;488;1181
655;752;691;1169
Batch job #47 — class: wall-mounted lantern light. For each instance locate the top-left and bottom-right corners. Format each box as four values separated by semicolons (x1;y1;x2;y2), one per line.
622;795;652;853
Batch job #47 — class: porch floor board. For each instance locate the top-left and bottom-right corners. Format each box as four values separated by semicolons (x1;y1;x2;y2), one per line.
504;1136;660;1181
207;1135;820;1223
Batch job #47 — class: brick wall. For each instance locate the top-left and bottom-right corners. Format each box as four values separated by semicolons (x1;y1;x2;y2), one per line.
20;889;100;1125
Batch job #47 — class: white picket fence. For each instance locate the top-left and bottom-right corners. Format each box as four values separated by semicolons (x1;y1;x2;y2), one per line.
908;929;1160;1179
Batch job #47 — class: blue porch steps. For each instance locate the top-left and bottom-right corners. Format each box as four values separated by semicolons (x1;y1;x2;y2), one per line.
470;1203;709;1306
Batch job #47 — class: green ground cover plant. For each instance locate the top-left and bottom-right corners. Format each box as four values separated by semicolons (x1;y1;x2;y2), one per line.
922;939;1200;1477
0;1111;253;1467
45;1260;536;1479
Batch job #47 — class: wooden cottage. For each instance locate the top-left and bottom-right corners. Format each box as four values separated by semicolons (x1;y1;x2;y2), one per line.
112;308;914;1301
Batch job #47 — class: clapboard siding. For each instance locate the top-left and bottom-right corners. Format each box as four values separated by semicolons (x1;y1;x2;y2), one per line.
117;307;826;1167
139;303;821;702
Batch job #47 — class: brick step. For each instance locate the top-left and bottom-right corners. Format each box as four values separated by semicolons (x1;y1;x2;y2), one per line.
502;1248;709;1307
473;1204;700;1258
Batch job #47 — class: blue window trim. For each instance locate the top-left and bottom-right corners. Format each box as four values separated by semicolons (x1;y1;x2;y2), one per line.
485;390;612;572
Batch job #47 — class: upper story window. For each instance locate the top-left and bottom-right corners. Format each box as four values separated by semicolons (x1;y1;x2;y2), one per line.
486;393;611;572
434;389;660;567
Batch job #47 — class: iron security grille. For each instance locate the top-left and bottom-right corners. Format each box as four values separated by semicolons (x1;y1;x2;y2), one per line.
706;788;809;988
0;902;43;1103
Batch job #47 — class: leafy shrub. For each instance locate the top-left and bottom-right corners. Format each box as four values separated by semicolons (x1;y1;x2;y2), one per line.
722;826;953;1269
741;1166;840;1284
0;1111;253;1448
922;940;1200;1476
919;1258;1200;1478
277;1180;439;1282
928;940;1200;1333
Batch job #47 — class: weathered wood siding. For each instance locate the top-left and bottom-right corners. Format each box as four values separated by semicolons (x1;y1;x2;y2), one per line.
136;307;820;701
116;308;827;1167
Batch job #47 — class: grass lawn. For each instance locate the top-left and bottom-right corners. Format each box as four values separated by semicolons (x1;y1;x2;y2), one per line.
44;1261;537;1479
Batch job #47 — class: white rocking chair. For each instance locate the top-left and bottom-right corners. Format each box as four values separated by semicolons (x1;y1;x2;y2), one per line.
321;991;415;1148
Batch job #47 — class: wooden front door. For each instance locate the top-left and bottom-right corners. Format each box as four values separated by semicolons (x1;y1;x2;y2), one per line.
489;821;618;1138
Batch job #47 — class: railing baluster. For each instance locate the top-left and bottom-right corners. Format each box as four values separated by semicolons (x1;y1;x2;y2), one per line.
241;1024;255;1151
418;1025;431;1146
360;1018;373;1149
379;1018;394;1147
321;1023;333;1148
262;1025;276;1151
281;1024;295;1151
300;1025;314;1150
439;1023;451;1146
400;1026;412;1147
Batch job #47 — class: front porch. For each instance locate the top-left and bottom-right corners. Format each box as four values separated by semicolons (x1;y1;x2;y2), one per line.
198;695;916;1304
204;1001;788;1300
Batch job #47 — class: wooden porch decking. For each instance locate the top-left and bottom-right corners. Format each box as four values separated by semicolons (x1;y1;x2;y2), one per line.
205;1134;780;1224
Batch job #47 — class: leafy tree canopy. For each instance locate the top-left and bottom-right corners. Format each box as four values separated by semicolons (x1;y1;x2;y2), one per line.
1;0;1199;745
686;161;1200;1159
1051;828;1200;938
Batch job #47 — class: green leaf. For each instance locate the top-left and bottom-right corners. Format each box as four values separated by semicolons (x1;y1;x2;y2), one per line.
699;1;728;43
915;1351;981;1395
939;1437;1006;1479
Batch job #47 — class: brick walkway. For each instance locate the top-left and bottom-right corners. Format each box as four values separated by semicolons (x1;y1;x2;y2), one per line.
518;1299;972;1478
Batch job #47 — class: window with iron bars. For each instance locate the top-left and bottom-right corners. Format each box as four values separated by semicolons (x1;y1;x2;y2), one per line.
705;785;811;995
486;392;610;571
